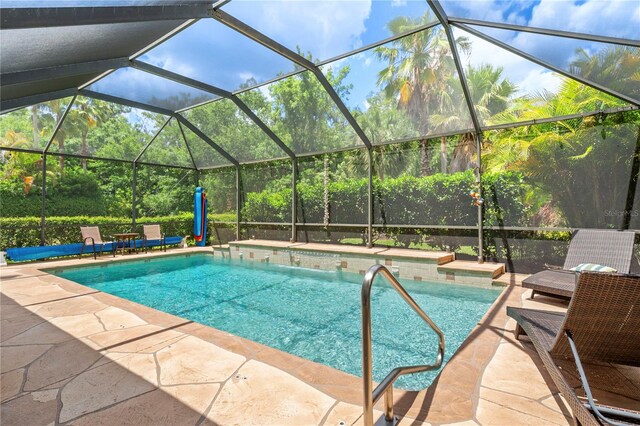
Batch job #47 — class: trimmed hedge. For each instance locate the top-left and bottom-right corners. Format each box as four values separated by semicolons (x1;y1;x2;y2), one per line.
0;213;236;249
242;170;530;227
0;174;108;217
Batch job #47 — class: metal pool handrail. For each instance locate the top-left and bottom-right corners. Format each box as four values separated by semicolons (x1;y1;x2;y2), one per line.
361;264;445;426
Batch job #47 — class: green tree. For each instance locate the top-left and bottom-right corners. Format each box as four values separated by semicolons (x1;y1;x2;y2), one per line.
439;64;518;173
66;98;111;170
268;65;356;154
39;99;72;174
374;12;468;175
570;46;640;101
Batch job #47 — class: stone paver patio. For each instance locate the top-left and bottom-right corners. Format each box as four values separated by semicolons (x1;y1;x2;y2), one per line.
1;248;573;425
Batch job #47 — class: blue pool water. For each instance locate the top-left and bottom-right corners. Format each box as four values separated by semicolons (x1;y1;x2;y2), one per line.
51;253;501;390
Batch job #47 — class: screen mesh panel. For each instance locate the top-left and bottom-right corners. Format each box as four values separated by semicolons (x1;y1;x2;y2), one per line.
86;67;219;111
136;164;196;219
181;122;232;169
240;160;292;223
320;24;474;144
138;118;193;168
373;136;477;228
139;18;299;93
0;97;73;151
453;27;630;127
0;21;186;74
297;150;368;225
223;0;436;62
236;71;363;155
483;115;640;230
465;25;640;103
47;96;167;161
440;0;640;40
181;98;288;163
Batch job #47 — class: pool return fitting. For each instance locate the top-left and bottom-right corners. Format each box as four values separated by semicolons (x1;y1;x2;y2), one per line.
361;264;445;426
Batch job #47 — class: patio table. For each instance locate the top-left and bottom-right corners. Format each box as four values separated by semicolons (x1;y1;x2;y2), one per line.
113;232;139;256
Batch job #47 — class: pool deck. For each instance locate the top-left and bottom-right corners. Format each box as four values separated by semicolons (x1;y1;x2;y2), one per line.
1;246;574;425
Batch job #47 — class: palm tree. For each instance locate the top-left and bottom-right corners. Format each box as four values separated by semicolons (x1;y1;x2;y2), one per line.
570;46;640;101
375;13;460;176
39;99;71;174
432;64;518;173
67;98;108;170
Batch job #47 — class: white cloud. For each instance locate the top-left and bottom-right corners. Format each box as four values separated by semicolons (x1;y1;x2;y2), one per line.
224;0;372;60
530;0;640;40
443;0;639;40
90;67;208;109
440;0;528;25
518;68;562;97
238;72;256;83
391;0;407;6
257;84;273;102
455;28;562;98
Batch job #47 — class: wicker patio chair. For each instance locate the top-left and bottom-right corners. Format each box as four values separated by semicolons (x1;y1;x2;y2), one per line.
522;229;636;299
142;224;166;253
508;272;640;426
79;226;115;259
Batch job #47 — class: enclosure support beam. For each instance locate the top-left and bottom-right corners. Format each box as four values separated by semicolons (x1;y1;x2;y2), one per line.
177;120;199;170
2;57;130;87
134;117;172;163
131;60;295;159
476;132;484;264
40;154;47;246
430;0;485;263
622;127;640;230
81;90;175;116
236;165;241;241
367;148;374;248
454;23;640;107
175;115;240;167
210;9;373;150
43;95;77;153
1;5;213;29
1;88;78;114
448;17;640;48
132;162;137;232
291;159;298;243
428;0;483;133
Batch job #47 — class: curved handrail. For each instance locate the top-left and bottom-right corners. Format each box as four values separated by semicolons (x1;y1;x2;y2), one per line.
361;264;445;426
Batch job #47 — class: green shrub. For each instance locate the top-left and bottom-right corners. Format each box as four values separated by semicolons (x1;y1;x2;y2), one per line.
243;170;529;228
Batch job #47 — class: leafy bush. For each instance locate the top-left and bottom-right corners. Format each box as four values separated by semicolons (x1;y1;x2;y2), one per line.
0;174;106;217
243;170;529;228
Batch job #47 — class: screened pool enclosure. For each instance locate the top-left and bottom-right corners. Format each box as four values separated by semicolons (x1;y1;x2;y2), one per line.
1;0;639;272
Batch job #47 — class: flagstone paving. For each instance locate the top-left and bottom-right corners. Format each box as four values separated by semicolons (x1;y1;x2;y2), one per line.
1;248;573;425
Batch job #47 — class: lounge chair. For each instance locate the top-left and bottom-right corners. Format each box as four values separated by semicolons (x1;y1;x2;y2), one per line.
79;226;115;259
522;229;636;299
142;224;166;253
508;272;640;426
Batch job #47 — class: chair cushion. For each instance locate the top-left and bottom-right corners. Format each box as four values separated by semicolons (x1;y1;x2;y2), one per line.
569;263;617;273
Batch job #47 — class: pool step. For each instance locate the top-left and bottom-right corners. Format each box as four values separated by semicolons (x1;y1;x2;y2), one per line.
228;240;504;285
378;248;453;265
212;244;230;259
230;240;453;263
438;260;505;279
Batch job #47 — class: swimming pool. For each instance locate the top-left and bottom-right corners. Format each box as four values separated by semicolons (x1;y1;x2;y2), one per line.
51;253;501;390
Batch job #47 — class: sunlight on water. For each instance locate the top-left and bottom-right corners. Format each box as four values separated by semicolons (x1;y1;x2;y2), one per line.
51;253;501;390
